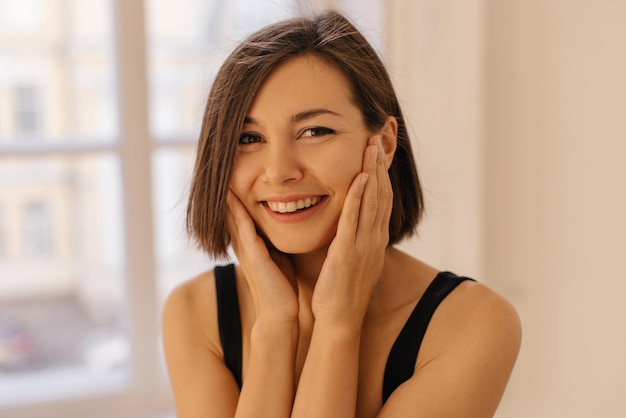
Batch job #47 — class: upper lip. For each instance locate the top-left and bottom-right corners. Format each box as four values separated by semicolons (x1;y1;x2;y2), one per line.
261;194;325;203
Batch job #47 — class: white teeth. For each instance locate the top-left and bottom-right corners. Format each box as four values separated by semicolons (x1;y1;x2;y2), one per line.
267;197;320;213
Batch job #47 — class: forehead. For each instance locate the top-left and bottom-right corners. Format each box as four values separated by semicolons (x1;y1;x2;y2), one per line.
247;55;357;120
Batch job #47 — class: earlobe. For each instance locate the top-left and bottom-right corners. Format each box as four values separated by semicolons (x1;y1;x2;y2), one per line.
379;116;398;169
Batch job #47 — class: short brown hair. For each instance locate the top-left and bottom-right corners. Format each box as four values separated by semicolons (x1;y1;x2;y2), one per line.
187;11;423;258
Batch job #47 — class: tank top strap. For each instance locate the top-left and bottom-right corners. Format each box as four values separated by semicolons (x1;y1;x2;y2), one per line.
214;263;243;389
382;271;475;403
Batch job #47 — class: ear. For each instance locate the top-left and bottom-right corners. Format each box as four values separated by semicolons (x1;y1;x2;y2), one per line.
378;116;398;169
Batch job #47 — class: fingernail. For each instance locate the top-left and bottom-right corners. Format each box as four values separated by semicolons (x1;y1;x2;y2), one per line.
374;135;382;146
361;173;369;187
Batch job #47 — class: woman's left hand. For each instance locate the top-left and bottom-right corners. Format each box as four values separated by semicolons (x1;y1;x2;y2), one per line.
311;135;393;326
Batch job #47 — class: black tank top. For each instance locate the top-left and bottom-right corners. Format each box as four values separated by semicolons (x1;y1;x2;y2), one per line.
214;263;474;404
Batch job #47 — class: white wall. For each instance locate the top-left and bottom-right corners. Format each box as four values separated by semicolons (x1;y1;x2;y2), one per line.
388;1;626;416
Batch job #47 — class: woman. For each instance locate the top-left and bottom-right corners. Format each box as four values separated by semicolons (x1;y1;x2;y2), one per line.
162;11;521;418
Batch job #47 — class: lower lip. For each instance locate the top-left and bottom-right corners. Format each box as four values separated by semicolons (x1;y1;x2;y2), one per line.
263;197;328;224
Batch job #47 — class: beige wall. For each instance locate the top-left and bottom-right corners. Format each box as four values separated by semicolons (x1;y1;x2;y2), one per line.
389;0;626;416
387;0;486;279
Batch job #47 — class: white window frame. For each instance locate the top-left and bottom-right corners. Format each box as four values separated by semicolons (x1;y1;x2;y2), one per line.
1;2;173;417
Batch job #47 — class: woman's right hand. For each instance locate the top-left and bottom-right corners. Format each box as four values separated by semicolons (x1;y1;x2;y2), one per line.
226;190;299;418
226;189;299;323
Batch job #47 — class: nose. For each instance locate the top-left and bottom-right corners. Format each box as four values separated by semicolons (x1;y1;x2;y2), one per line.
261;142;303;185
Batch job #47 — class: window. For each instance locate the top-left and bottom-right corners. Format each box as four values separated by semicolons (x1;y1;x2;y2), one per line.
0;1;384;417
0;1;130;414
23;201;53;257
14;86;42;137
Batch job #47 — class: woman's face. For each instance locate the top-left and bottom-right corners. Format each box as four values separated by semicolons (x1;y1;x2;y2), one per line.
230;55;371;254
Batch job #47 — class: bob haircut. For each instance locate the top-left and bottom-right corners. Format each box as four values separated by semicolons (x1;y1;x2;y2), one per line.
187;10;423;259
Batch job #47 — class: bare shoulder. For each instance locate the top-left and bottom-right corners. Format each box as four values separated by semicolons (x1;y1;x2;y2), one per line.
383;250;521;354
161;268;221;355
439;279;522;354
378;276;522;417
421;278;522;379
162;268;241;417
163;269;216;311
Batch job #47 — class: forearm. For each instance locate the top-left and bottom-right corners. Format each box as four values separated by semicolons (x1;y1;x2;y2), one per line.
235;319;298;418
292;320;362;418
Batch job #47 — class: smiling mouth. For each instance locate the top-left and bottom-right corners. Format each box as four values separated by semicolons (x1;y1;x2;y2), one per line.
265;196;323;213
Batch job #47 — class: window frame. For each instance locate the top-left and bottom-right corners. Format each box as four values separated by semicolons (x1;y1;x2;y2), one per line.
0;1;173;417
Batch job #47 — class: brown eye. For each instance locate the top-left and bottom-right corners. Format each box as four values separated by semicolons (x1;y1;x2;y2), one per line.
239;133;263;144
300;127;335;138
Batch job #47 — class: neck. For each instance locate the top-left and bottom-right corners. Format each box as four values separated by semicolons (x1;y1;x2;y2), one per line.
289;245;329;292
288;246;400;312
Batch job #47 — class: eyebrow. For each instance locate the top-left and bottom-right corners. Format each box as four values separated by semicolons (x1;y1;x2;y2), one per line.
244;108;343;125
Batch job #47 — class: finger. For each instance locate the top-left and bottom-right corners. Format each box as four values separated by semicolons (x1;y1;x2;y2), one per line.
334;172;369;246
334;136;379;245
226;189;257;246
354;136;381;236
225;191;245;255
373;136;393;235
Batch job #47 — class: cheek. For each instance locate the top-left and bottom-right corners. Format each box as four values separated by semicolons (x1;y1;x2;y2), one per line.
334;162;362;195
316;144;366;192
229;157;255;203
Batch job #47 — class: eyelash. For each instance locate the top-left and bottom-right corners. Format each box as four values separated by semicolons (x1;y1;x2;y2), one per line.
300;127;336;138
238;133;262;145
238;127;336;145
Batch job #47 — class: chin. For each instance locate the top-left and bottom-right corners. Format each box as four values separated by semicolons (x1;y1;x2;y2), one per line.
264;233;332;255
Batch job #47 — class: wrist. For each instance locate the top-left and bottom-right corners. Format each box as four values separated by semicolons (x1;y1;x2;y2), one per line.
251;316;299;345
311;316;364;338
312;303;368;331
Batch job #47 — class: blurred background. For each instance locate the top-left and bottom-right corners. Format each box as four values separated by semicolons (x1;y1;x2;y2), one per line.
0;0;624;417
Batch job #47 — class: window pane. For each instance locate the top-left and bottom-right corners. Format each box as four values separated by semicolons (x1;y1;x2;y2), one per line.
0;0;118;144
146;0;294;141
0;154;128;406
152;147;216;300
